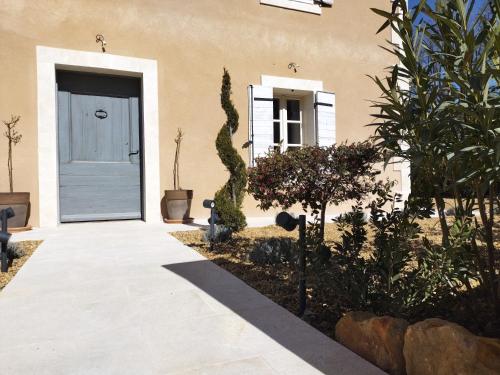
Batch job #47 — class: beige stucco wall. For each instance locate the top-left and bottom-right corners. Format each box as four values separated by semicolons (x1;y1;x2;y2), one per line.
0;0;400;226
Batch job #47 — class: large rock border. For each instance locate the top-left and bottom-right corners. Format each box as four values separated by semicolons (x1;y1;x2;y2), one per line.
335;311;408;375
404;318;500;375
336;313;500;375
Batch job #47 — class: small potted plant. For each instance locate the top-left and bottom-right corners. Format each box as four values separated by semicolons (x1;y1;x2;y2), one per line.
164;128;193;223
0;115;30;231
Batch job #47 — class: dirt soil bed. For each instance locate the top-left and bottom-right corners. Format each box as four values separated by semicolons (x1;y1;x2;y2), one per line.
0;241;42;290
172;218;499;339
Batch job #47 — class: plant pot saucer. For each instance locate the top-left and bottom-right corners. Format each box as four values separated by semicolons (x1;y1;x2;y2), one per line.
164;218;194;224
8;225;32;233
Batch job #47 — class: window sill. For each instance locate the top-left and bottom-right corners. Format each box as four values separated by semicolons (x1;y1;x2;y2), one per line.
260;0;322;15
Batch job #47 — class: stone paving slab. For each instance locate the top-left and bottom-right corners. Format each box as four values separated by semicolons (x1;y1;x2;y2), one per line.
1;221;384;374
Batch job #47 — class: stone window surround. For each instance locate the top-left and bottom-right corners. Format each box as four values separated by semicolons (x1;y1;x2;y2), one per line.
260;0;322;15
36;46;161;227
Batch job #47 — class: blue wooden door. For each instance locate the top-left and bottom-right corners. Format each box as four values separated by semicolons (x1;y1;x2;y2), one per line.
57;74;142;222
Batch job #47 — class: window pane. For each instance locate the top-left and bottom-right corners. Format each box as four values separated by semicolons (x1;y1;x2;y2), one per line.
273;121;281;144
287;100;300;121
273;98;280;120
287;122;301;144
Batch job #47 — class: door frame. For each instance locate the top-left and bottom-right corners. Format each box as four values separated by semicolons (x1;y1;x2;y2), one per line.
36;46;161;227
56;71;144;222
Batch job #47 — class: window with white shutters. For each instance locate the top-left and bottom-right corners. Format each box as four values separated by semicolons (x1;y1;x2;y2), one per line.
249;85;336;165
314;91;336;147
248;85;274;165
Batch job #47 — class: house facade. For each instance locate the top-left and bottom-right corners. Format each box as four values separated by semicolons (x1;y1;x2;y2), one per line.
0;0;409;227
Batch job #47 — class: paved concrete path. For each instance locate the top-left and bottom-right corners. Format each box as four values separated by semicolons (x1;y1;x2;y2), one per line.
0;221;383;374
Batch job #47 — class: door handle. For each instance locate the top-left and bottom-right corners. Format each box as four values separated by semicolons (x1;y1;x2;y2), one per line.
129;150;139;156
95;109;108;119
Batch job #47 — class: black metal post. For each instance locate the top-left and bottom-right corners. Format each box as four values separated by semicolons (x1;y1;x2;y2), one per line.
0;208;15;273
276;212;308;317
1;209;10;273
297;214;306;317
209;207;216;251
203;199;216;251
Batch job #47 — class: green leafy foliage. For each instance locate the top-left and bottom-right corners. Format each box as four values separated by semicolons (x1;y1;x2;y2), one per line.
371;0;500;316
369;186;434;298
328;188;477;320
214;69;247;232
305;216;332;266
248;142;381;243
249;238;295;265
202;224;233;243
328;202;374;310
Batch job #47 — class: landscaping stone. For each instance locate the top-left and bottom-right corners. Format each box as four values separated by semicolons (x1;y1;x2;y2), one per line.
335;311;408;375
404;318;500;375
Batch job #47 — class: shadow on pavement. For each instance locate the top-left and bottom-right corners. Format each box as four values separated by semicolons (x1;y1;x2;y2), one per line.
163;260;380;375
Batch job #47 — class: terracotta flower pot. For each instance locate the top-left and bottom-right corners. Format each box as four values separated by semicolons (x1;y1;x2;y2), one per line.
0;192;30;230
164;189;193;224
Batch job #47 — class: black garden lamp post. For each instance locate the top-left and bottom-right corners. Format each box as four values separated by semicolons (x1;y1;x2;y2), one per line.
203;199;218;250
0;207;15;273
276;212;307;317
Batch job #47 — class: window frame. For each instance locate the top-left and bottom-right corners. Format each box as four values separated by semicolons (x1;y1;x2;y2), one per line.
273;96;304;151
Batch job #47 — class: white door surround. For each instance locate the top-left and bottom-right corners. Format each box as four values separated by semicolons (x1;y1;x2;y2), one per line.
36;46;161;227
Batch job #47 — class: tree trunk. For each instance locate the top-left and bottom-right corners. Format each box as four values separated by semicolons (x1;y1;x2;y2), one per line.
8;137;13;193
434;193;450;247
453;185;465;219
173;138;180;190
471;235;488;290
319;202;327;243
476;182;499;316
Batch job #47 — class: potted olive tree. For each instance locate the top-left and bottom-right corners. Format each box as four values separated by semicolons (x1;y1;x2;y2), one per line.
164;129;193;223
0;115;30;230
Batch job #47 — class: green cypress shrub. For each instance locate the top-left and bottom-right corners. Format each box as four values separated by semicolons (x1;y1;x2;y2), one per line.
214;68;247;232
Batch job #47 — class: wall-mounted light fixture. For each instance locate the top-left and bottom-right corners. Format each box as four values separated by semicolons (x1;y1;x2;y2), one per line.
96;34;107;53
288;62;300;73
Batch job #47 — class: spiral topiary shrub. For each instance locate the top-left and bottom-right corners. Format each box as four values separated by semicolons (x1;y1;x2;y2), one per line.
214;68;247;232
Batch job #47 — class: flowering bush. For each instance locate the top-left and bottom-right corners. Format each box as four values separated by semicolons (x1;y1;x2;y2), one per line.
247;142;382;242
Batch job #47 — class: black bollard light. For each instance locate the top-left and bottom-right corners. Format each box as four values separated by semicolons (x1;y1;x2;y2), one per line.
203;199;217;250
0;207;15;273
276;212;307;317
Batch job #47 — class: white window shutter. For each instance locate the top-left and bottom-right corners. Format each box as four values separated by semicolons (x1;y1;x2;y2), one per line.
315;91;336;146
248;85;273;165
